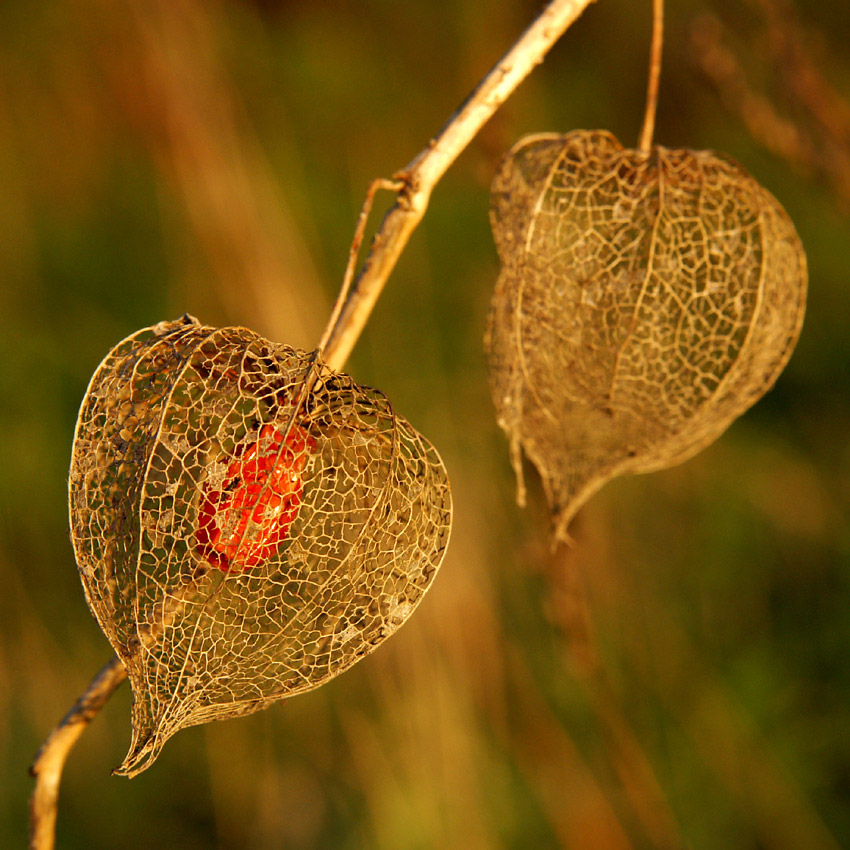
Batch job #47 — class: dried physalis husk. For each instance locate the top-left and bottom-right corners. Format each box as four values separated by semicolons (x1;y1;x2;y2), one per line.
69;315;452;776
486;130;806;541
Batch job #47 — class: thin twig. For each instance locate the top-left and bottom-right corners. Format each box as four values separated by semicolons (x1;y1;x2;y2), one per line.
29;0;597;844
638;0;664;153
316;178;403;355
321;0;597;371
29;657;128;850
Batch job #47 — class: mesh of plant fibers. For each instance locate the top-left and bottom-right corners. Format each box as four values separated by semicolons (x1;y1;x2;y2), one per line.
69;316;452;776
486;130;807;542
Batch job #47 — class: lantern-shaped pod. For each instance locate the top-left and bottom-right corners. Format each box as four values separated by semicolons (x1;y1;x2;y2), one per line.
486;130;806;541
70;316;452;775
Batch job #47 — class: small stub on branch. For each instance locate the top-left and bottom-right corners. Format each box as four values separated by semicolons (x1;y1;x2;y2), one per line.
486;130;807;541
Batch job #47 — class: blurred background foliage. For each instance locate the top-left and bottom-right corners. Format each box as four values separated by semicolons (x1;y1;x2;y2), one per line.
2;0;849;847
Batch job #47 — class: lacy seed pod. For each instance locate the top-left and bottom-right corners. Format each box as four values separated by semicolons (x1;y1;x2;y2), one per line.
69;315;452;776
486;130;807;541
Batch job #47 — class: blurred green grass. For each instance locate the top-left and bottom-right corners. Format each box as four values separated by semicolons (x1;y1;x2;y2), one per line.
2;0;850;847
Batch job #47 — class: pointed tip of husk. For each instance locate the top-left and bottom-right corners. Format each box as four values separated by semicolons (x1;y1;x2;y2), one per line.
551;510;577;549
543;463;616;548
112;727;164;778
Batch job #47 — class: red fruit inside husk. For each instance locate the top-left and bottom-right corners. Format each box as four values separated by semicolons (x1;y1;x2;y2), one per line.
196;423;315;572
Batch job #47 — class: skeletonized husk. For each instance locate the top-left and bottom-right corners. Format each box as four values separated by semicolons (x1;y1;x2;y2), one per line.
69;315;452;776
486;130;807;541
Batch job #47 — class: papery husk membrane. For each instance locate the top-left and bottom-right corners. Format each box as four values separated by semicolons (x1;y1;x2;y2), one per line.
69;316;452;775
486;130;807;541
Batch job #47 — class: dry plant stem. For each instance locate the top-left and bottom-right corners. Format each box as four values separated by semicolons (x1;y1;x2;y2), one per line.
29;657;128;850
317;178;403;355
321;0;597;371
638;0;664;152
30;0;595;843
